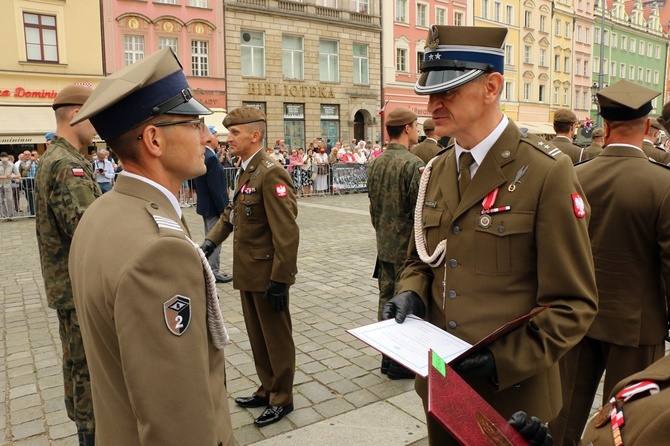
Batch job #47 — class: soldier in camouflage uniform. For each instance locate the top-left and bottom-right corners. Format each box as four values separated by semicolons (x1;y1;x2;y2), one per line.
367;107;425;379
34;84;100;446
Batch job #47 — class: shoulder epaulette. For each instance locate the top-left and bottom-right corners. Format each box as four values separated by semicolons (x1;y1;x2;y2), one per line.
648;157;670;170
435;142;454;157
519;132;563;159
574;156;595;167
150;214;185;237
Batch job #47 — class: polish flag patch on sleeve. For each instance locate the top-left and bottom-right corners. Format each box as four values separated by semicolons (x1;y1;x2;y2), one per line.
571;193;586;218
275;184;288;198
71;168;85;177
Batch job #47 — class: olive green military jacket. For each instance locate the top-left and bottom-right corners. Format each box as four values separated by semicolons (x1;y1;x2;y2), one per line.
69;175;232;446
34;135;101;309
368;143;425;264
207;149;299;292
551;136;583;164
411;138;442;164
642;140;670;164
576;145;670;347
581;354;670;445
398;121;598;421
583;143;603;160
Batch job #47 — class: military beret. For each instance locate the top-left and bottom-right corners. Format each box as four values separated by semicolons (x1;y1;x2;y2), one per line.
650;118;663;131
423;118;435;131
553;109;578;124
222;107;266;128
71;47;211;140
52;84;93;110
385;107;418;127
45;131;56;142
597;79;659;122
591;127;605;138
415;25;508;95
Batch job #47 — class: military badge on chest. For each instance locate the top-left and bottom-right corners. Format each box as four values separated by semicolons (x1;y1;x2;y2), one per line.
478;187;511;228
163;295;191;336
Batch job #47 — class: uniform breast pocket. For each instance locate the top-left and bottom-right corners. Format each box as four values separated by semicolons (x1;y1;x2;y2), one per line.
421;207;446;251
475;212;535;275
237;194;265;223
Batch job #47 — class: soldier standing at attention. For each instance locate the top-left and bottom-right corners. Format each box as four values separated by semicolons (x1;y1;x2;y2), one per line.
411;118;443;164
550;80;670;445
583;127;605;160
34;84;100;446
202;106;299;427
381;25;598;446
368;107;425;380
68;48;233;445
551;109;584;164
642;118;670;164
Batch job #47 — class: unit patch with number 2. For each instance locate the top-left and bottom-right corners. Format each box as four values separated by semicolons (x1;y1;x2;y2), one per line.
163;295;191;336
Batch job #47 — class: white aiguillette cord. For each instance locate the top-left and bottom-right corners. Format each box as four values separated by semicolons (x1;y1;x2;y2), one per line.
414;156;447;268
185;236;230;349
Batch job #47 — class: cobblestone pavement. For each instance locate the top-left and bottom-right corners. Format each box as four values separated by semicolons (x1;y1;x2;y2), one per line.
2;193;610;445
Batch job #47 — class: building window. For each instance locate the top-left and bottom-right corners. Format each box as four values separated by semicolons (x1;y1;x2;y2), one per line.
351;0;369;14
505;45;513;65
417;3;428;27
583;91;589;109
482;0;490;19
638;67;643;81
524;45;531;64
629;65;634;80
540;49;546;67
583;60;588;76
656;45;661;59
241;30;265;78
504;81;513;101
395;0;407;22
594;27;600;44
436;7;446;25
576;25;582;42
454;12;464;26
539;84;546;103
191;40;208;77
555;19;561;36
282;35;304;80
525;11;532;28
619;63;625;78
564;56;570;73
610;61;616;77
575;91;581;109
321;104;340;141
630;38;636;53
416;51;424;73
576;59;581;75
647;43;653;57
554;55;560;71
506;5;513;25
539;15;545;32
158;37;177;53
23;12;58;62
563;87;568;105
639;40;644;55
611;32;617;48
603;29;609;46
564;21;570;38
353;43;369;85
553;86;559;104
654;70;659;84
284;103;305;151
494;1;502;22
396;47;407;72
645;69;651;83
524;82;531;101
155;0;178;4
621;35;627;51
124;35;144;66
189;0;208;7
320;40;339;82
584;27;589;44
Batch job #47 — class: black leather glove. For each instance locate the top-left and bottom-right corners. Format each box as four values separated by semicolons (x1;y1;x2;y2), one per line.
453;348;497;379
381;291;426;323
200;240;216;258
508;411;553;446
263;281;287;312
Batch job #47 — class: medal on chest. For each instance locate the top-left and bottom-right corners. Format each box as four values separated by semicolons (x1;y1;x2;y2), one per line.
478;188;510;228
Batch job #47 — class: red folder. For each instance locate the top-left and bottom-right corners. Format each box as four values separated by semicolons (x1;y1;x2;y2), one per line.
428;350;529;445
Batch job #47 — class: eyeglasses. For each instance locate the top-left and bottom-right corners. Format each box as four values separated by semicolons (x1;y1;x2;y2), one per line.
138;117;205;140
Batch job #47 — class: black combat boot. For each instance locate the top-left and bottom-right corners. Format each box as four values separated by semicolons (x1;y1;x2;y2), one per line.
78;431;95;446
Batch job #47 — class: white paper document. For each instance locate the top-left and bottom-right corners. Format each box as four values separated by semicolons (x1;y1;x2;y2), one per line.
347;315;472;378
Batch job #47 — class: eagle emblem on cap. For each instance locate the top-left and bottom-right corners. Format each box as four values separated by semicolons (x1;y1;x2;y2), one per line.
222;115;232;127
426;25;440;50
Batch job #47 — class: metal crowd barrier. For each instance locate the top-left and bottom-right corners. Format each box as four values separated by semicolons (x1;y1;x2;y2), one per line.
0;176;36;220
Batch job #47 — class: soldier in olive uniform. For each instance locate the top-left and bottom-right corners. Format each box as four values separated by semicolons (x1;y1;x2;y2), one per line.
642;118;670;164
68;48;233;445
368;106;425;379
583;127;605;160
550;80;670;446
34;84;100;446
411;118;442;164
203;107;299;427
552;109;584;164
381;25;598;446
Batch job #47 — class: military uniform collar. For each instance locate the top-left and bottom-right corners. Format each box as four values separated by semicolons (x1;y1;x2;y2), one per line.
241;147;264;171
386;142;409;151
50;136;89;161
454;114;508;171
553;135;572;142
119;171;182;217
601;143;645;155
425;137;439;143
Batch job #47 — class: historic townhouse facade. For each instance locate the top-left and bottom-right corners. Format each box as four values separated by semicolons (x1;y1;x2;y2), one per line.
225;0;381;149
551;0;575;120
572;0;595;120
0;0;104;151
102;0;227;131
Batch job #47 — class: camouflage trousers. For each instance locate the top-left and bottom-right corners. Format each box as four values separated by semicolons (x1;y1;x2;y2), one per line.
56;308;95;433
376;260;405;321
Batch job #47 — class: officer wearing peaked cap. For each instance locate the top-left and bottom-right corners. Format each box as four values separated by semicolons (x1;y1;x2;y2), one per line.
203;106;299;427
551;80;670;446
583;127;605;160
642;118;670;163
552;109;584;164
381;25;597;445
68;47;233;446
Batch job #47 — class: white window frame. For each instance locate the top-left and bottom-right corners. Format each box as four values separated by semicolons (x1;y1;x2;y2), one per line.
436;7;446;25
416;2;428;27
124;35;144;66
454;11;464;26
282;34;304;81
241;30;265;78
524;82;531;101
524;45;532;64
395;0;408;22
396;46;408;72
353;43;369;85
505;5;514;25
189;0;208;7
158;37;177;53
320;39;340;82
190;40;209;77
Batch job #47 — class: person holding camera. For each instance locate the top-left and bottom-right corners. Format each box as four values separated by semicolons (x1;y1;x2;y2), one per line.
93;149;115;193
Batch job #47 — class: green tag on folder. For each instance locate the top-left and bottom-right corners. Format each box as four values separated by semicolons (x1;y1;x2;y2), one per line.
431;350;446;377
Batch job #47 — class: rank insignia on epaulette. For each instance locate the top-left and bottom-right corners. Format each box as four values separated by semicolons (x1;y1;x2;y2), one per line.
72;168;85;177
264;160;275;168
163;295;191;336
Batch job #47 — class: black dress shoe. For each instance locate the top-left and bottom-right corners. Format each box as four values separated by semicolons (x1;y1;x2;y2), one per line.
254;403;294;427
214;272;233;284
235;394;269;408
387;361;415;380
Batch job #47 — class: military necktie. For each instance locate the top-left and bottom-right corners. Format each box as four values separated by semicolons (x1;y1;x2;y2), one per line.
458;151;474;199
235;166;244;191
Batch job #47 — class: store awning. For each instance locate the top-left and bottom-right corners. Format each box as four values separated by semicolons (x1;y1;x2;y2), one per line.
204;109;228;139
516;122;556;135
0;105;56;144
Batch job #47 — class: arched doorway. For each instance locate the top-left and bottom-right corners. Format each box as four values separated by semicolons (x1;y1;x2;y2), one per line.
353;111;365;143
